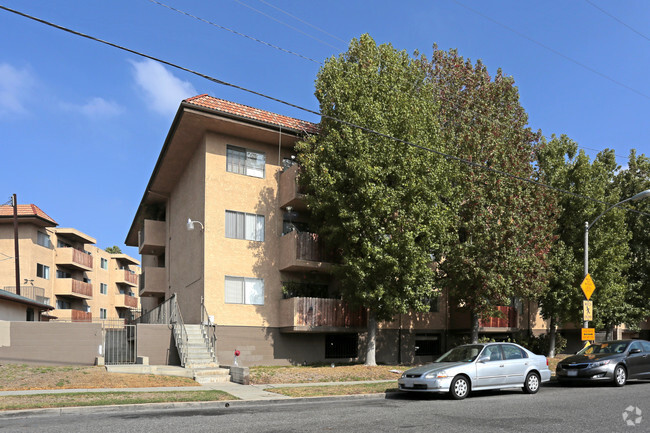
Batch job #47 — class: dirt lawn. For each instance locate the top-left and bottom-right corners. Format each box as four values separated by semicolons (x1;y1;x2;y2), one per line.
250;364;404;384
0;364;197;391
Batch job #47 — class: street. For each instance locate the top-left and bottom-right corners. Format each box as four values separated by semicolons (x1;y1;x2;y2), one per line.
1;381;648;432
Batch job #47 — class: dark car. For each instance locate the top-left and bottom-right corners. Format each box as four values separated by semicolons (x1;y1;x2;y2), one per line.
556;339;650;386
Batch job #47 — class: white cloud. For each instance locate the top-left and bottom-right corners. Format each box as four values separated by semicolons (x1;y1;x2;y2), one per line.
61;97;123;118
130;59;197;116
0;63;35;116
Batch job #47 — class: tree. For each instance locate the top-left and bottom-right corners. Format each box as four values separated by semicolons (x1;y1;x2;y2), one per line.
297;35;455;365
423;47;557;343
105;245;122;254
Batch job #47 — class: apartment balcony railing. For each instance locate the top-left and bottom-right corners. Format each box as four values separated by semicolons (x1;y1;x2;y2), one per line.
278;164;307;210
2;285;51;306
56;247;93;271
139;266;167;296
280;297;367;332
139;219;166;255
116;269;138;287
479;306;518;328
115;294;138;309
54;278;93;299
53;309;93;322
279;231;333;273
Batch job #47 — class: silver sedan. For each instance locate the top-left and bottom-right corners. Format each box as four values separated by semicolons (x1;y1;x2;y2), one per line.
398;342;552;399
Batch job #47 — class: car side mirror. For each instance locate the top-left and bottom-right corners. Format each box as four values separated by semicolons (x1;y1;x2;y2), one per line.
629;348;642;354
478;355;490;363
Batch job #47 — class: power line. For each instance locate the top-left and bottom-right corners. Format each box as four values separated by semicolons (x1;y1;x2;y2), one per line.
232;0;343;51
585;0;650;42
451;0;650;102
1;4;647;219
148;0;322;65
256;0;348;45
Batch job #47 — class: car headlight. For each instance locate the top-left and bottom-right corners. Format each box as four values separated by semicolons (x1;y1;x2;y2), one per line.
425;371;447;379
401;372;407;378
589;360;611;368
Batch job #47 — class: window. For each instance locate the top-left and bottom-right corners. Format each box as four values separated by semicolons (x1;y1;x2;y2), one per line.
226;145;265;178
325;334;358;358
56;299;71;309
225;276;264;305
57;240;72;248
415;334;441;357
37;232;51;248
225;211;265;241
100;308;107;319
482;345;503;362
36;264;50;280
100;258;108;270
501;344;526;360
56;270;71;279
100;283;108;295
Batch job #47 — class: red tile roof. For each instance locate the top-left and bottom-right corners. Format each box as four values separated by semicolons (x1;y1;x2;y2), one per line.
184;94;319;134
0;204;57;225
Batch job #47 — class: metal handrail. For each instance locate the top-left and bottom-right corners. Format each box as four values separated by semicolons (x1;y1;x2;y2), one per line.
200;296;217;363
168;294;188;367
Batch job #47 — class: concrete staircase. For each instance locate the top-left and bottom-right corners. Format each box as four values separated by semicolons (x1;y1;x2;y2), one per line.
182;324;230;384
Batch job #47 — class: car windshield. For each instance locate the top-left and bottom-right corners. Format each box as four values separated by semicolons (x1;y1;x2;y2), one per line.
578;342;629;355
435;345;484;363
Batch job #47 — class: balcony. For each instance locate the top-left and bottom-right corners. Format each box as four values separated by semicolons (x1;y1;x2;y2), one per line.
116;269;139;287
2;285;51;306
52;309;92;322
479;306;518;328
280;297;367;333
279;231;333;273
278;164;307;210
139;266;167;296
115;293;138;309
139;219;166;255
56;248;93;271
54;278;93;299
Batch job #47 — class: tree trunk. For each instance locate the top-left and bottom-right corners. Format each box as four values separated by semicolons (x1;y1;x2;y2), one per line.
365;311;377;366
470;311;479;344
548;316;557;358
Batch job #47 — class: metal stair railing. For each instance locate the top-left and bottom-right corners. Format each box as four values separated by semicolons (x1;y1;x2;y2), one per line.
200;296;217;363
169;294;189;367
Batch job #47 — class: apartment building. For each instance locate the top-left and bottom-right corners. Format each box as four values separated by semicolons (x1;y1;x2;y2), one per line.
125;94;554;366
0;204;140;322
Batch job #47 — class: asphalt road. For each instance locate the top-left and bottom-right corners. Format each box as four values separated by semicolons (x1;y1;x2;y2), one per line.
1;381;648;433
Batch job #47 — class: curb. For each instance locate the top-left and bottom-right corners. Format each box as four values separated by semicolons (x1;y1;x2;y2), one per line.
0;393;391;419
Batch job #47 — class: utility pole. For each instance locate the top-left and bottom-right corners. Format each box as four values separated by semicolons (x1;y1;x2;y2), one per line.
12;194;20;296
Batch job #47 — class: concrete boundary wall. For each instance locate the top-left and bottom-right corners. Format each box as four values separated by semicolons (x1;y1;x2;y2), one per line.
136;323;180;366
0;321;102;365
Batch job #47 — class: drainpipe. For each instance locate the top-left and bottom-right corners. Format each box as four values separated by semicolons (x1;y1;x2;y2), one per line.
13;194;20;296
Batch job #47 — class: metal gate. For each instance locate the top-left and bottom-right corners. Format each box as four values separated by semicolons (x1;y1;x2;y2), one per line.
102;320;136;365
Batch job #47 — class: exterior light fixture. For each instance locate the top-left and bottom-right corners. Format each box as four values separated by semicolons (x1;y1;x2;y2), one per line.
186;218;204;232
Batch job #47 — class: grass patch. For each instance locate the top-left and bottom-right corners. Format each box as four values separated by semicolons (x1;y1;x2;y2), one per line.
264;383;398;398
0;390;238;411
250;364;404;385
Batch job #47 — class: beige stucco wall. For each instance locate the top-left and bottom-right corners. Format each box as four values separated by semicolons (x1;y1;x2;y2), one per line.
0;301;29;321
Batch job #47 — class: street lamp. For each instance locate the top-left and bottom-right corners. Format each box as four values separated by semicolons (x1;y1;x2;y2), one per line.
583;189;650;329
186;218;204;232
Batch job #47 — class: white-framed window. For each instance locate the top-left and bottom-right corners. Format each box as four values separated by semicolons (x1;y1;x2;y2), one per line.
225;210;264;241
226;145;265;178
225;276;264;305
100;258;108;270
37;231;51;248
36;263;50;280
100;308;107;319
100;283;108;295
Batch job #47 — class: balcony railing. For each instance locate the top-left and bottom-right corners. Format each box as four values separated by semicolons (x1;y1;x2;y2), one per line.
2;285;51;306
279;231;333;272
117;269;139;287
280;297;367;332
54;278;93;299
139;266;167;296
71;310;92;322
139;219;166;255
479;306;517;328
116;294;138;309
279;164;306;210
56;247;93;270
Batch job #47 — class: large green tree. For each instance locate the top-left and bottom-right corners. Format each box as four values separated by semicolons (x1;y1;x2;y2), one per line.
423;48;557;343
297;35;454;365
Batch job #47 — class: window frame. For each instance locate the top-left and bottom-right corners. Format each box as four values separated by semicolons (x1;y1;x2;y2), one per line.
100;283;108;295
36;263;50;280
226;145;266;178
225;210;265;242
224;276;264;305
100;258;108;270
37;231;51;248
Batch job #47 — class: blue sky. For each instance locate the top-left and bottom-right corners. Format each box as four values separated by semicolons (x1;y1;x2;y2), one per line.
1;0;649;258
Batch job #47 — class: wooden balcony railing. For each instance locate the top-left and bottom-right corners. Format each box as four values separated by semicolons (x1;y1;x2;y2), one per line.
124;270;138;285
71;310;92;322
479;306;517;328
281;297;367;331
72;248;93;268
71;279;93;297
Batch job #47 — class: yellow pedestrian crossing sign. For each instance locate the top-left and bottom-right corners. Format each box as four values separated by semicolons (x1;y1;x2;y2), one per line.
581;274;595;300
583;300;593;321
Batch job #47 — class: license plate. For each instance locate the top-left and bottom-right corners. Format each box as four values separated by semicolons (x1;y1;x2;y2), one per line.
567;370;578;377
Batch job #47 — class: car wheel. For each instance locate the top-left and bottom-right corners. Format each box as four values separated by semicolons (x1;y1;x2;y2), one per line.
523;372;540;394
613;365;627;387
450;375;470;400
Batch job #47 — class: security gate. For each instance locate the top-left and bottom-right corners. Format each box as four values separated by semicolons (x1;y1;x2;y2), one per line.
102;320;136;365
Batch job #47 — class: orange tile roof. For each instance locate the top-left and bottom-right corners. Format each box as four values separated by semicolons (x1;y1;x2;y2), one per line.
184;94;319;134
0;204;57;225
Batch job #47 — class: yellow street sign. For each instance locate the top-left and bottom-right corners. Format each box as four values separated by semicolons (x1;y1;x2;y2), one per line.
583;300;593;321
581;328;595;341
581;274;596;300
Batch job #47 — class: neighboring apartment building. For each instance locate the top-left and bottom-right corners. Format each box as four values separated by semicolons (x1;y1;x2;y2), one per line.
0;204;140;322
125;94;554;366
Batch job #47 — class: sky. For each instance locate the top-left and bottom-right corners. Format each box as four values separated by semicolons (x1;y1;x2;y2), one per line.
1;0;649;258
